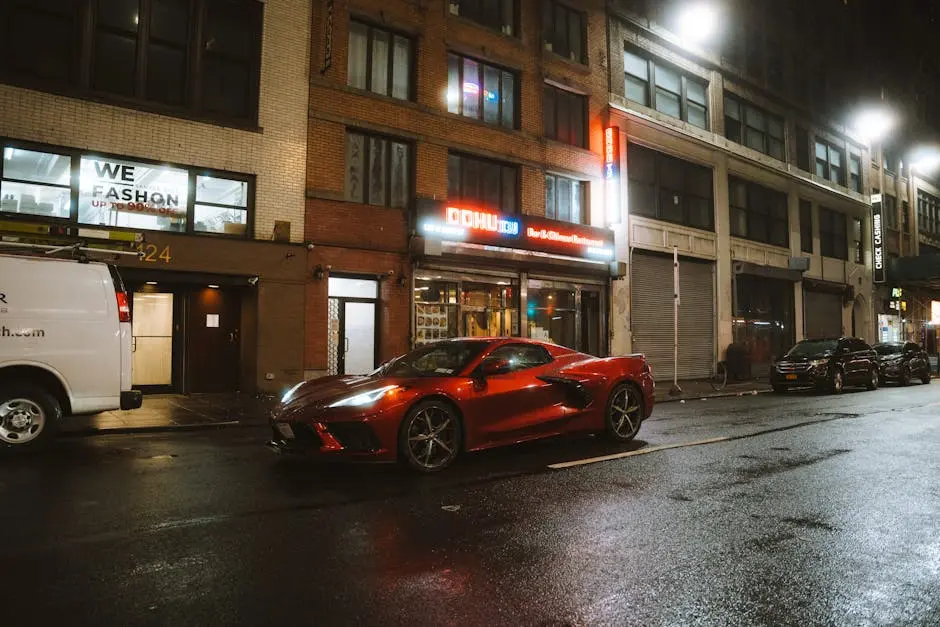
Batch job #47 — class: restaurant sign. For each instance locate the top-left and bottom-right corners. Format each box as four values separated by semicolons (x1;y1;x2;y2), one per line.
417;201;614;261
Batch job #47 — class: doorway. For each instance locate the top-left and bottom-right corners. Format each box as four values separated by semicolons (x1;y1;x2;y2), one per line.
187;286;242;393
327;277;379;376
132;291;175;390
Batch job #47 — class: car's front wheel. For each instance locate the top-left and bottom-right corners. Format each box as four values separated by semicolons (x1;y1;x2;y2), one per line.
829;368;844;394
899;366;911;386
922;370;932;385
867;367;880;391
0;384;61;450
605;383;643;443
398;400;461;473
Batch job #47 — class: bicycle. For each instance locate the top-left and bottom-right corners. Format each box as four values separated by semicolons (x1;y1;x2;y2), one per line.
709;360;728;391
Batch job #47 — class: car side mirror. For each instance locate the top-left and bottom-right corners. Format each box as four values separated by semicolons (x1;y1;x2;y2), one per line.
480;358;512;377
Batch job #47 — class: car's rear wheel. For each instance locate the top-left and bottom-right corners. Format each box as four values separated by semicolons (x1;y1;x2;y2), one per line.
867;367;880;391
899;366;911;386
0;384;61;450
605;383;643;442
829;369;844;394
922;370;932;385
398;400;461;473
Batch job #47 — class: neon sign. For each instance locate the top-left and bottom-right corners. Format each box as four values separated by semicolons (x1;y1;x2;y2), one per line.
604;126;622;225
418;200;614;262
871;193;885;283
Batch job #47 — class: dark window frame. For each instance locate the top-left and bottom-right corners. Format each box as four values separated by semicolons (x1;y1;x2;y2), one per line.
543;84;587;148
799;199;813;253
483;342;554;373
723;93;784;161
852;217;863;264
544;173;585;224
447;52;518;130
0;136;255;239
450;0;517;37
346;18;415;101
0;0;263;128
626;143;715;231
447;151;520;214
849;151;863;193
344;130;414;209
918;189;940;240
883;193;898;231
728;176;789;247
819;206;848;260
623;47;709;130
541;0;586;64
815;138;846;187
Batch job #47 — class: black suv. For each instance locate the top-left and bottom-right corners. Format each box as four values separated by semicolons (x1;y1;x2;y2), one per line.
771;337;880;394
874;342;933;386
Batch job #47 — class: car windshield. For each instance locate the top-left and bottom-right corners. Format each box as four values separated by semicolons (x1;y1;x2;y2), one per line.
382;341;490;378
874;344;903;355
786;339;838;358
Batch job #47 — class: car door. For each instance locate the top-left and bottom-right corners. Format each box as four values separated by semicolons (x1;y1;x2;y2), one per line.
841;339;865;384
905;342;927;375
463;343;569;446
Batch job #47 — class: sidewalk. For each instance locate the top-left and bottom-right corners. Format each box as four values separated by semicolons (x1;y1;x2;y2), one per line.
654;379;771;404
61;393;277;436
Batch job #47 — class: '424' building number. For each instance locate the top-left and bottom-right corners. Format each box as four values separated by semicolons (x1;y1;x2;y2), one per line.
137;243;172;264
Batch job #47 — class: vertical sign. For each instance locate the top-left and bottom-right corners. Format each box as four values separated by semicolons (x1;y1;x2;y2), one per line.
320;0;334;74
604;126;622;225
871;193;885;283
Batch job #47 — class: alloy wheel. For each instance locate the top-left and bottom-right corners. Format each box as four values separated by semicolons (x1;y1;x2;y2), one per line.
832;370;843;394
405;406;459;471
608;385;642;440
0;398;46;445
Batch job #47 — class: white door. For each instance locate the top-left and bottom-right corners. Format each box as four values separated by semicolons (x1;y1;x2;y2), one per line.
343;301;376;375
132;292;173;386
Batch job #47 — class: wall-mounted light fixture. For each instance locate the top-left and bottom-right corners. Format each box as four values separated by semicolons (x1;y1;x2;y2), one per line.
313;264;326;280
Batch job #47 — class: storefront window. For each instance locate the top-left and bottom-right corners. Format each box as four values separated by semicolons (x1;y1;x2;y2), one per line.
733;275;795;377
194;176;248;235
415;277;459;345
0;147;72;219
528;283;576;349
460;281;518;338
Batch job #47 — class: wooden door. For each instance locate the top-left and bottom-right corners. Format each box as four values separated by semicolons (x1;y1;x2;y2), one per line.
187;287;241;393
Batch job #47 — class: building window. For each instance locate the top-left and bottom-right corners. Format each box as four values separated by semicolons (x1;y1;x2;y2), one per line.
447;54;517;129
544;174;584;224
543;85;586;148
0;0;263;126
852;217;863;264
626;143;714;231
729;177;789;247
449;0;516;36
884;193;898;231
902;200;910;233
819;207;848;260
347;21;413;101
849;151;863;193
0;141;254;237
918;189;940;240
883;146;898;174
796;126;810;171
623;48;708;129
542;1;585;64
723;94;784;160
447;152;518;214
815;139;846;186
345;132;411;209
799;199;813;253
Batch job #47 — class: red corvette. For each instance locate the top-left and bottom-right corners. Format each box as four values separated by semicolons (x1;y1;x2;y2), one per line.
268;338;655;472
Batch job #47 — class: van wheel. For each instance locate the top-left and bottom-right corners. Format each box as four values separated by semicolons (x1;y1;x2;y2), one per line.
0;385;61;449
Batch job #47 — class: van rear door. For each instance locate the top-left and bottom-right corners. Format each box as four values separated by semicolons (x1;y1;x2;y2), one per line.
106;265;140;409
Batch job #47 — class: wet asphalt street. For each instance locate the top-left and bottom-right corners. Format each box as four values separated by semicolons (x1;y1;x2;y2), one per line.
2;383;940;626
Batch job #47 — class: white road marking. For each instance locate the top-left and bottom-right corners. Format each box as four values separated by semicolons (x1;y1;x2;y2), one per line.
548;436;732;470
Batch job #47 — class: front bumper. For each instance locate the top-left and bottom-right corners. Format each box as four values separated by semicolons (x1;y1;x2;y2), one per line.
878;361;904;379
770;365;829;388
267;419;394;460
120;390;143;410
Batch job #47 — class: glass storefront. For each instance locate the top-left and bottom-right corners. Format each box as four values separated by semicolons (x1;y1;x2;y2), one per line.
413;269;606;355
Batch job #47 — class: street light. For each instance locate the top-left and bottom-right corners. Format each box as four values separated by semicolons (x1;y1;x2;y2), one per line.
908;146;940;175
851;107;897;145
676;3;719;46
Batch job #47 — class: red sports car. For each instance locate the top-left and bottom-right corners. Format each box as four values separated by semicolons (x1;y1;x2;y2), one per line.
268;338;655;472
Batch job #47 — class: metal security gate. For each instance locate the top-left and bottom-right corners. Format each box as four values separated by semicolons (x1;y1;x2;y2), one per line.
803;290;843;339
631;251;715;381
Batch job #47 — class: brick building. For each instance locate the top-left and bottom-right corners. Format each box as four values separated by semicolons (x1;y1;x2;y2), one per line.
0;0;311;394
304;0;621;378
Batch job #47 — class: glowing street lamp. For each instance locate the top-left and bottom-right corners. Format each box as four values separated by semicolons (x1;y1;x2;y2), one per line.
851;107;897;145
909;146;940;175
676;3;719;46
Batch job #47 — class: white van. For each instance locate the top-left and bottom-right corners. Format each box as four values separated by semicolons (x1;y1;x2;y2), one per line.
0;253;142;448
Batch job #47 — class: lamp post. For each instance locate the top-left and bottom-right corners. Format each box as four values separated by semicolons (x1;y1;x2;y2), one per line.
676;3;720;48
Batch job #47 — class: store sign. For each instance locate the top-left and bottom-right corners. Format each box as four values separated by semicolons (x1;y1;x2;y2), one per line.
418;202;614;261
932;300;940;325
871;193;885;283
79;157;189;221
604;126;622;225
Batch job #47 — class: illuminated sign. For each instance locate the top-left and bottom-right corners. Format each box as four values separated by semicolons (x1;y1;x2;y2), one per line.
417;200;614;261
932;300;940;324
604;126;622;225
871;193;885;283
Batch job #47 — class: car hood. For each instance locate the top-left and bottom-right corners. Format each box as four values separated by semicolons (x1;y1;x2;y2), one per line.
282;375;390;408
780;353;830;363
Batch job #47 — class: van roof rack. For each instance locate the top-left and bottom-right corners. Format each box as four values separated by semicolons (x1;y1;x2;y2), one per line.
0;218;143;261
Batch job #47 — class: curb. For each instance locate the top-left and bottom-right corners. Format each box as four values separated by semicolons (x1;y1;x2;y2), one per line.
60;420;253;438
657;388;773;404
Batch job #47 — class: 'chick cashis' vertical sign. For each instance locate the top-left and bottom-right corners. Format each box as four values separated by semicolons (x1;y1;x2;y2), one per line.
871;193;886;283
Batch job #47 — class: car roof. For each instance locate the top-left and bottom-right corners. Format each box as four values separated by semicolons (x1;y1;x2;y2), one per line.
441;337;581;356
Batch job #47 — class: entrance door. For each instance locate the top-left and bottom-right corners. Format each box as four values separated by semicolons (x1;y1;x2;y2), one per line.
343;301;376;375
187;287;241;392
132;292;174;388
327;277;379;376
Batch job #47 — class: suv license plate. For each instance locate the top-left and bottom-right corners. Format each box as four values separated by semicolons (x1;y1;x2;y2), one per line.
276;423;294;439
786;374;797;380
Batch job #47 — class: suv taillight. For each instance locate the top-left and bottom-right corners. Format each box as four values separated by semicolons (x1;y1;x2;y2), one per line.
116;291;131;323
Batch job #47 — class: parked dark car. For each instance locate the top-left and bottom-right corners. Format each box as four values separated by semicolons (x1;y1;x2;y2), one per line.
873;342;933;386
771;337;879;394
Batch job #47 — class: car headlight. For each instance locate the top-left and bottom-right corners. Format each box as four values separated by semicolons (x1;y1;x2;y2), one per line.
280;381;306;404
328;385;400;408
809;358;830;368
